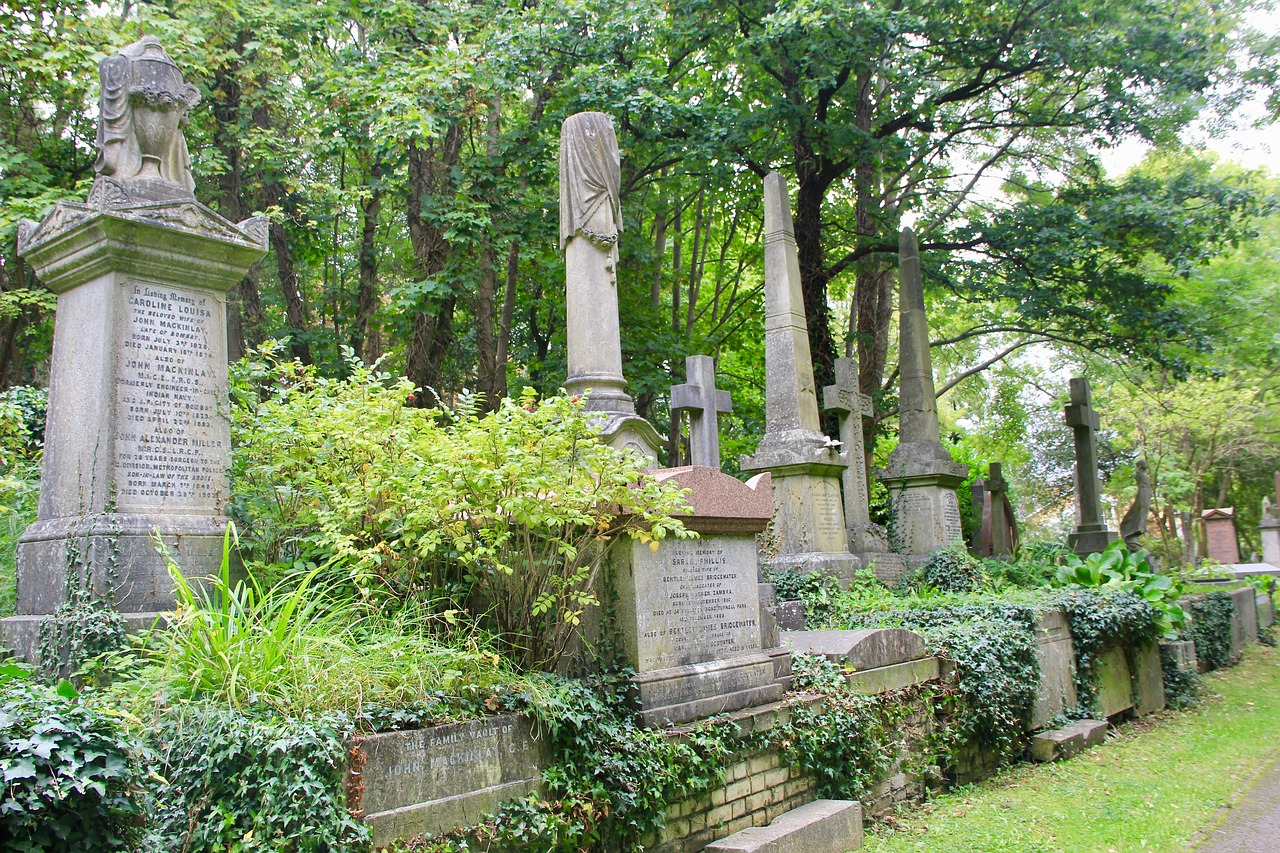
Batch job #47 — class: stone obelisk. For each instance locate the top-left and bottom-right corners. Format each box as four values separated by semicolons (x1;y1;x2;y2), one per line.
2;39;268;662
881;227;968;562
560;111;662;460
740;173;857;580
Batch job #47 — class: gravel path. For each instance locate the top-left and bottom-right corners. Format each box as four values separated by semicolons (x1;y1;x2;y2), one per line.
1192;753;1280;852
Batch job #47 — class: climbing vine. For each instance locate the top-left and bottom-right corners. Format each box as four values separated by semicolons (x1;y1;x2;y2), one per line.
1186;593;1235;671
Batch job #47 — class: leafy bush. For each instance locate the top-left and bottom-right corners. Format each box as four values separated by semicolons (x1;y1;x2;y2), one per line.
230;344;691;671
143;703;368;852
0;665;148;852
1185;592;1235;671
1054;541;1186;637
916;546;986;593
789;652;849;693
0;388;44;618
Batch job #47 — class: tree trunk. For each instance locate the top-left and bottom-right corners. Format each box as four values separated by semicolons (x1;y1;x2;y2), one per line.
262;180;312;365
475;101;503;411
351;165;383;363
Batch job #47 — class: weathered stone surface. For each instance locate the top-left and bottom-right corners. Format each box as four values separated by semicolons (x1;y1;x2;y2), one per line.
671;355;732;469
611;466;783;725
1261;516;1280;567
559;111;661;458
3;40;266;653
1032;609;1078;731
1133;642;1165;716
1259;594;1274;629
845;657;939;696
780;628;925;670
1064;377;1118;556
1230;586;1258;649
1119;460;1153;549
1097;646;1134;718
1203;508;1241;564
703;799;864;853
774;600;807;631
1161;639;1198;673
740;173;856;580
352;716;550;846
974;463;1018;559
1030;719;1108;762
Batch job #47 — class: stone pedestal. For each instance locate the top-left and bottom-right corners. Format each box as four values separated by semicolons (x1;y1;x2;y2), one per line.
2;195;265;660
610;467;786;725
1261;517;1280;567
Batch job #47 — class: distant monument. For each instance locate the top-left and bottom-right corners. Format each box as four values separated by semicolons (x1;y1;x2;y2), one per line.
880;228;968;563
1119;459;1152;549
823;356;906;584
1063;377;1118;556
974;463;1018;559
560;111;662;459
1261;472;1280;567
1202;508;1241;564
0;38;268;662
670;355;732;469
740;173;857;581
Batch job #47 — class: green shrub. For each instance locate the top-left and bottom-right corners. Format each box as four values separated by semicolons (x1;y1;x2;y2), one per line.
1159;644;1201;709
917;547;985;593
1186;592;1235;671
230;345;691;671
0;388;43;619
1053;541;1186;637
0;666;148;852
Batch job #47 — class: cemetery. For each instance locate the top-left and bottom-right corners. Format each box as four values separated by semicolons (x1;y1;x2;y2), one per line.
1;6;1279;853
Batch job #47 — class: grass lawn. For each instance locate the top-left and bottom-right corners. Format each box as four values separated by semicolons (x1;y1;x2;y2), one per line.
861;644;1280;853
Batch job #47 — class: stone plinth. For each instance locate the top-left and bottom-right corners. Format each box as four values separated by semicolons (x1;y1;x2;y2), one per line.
611;467;784;725
4;190;265;658
1032;609;1078;731
1261;516;1280;567
350;716;549;845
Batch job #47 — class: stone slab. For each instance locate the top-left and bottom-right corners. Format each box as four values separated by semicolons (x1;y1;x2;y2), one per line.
0;611;167;665
631;654;784;726
352;715;549;846
860;550;909;588
1097;646;1134;718
1260;594;1275;629
774;600;807;631
1231;586;1259;646
845;657;939;696
1032;609;1078;731
651;467;773;535
1161;640;1198;673
780;628;925;670
1030;719;1108;762
704;799;864;853
1133;642;1165;716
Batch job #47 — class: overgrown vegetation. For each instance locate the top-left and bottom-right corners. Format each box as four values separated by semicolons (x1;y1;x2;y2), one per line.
0;387;43;618
1186;592;1237;671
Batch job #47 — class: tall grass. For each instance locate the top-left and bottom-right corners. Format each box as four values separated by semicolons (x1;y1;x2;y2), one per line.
139;529;527;719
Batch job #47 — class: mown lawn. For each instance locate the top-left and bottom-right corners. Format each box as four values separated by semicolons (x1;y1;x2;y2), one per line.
861;644;1280;853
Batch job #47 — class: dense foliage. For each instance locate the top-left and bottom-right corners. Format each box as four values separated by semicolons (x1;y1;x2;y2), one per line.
1186;592;1237;671
1054;589;1164;712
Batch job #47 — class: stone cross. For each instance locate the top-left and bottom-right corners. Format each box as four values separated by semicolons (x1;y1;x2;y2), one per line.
979;463;1018;559
1064;376;1118;554
823;356;873;530
670;355;732;468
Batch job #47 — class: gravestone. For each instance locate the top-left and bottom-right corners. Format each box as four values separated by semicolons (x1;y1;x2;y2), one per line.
823;357;906;584
0;38;267;661
975;463;1018;559
880;228;968;562
1260;474;1280;567
1119;459;1152;549
1064;377;1118;555
671;355;732;469
560;111;662;459
610;466;786;725
969;476;986;553
740;173;857;580
1202;508;1241;564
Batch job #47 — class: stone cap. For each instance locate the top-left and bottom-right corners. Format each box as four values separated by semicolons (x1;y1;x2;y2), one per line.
651;466;773;534
780;628;926;670
1202;507;1235;519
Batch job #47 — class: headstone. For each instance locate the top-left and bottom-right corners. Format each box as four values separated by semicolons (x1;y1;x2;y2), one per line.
560;111;662;459
1032;610;1078;730
1119;459;1152;549
1260;475;1280;567
740;174;857;581
880;228;968;562
610;466;785;725
1064;377;1118;555
975;463;1018;559
969;476;986;553
0;38;267;662
671;355;732;469
350;715;550;845
823;356;905;584
1202;508;1241;563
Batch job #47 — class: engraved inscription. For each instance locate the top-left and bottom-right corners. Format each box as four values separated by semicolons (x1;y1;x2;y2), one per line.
940;490;963;540
633;538;762;671
114;284;227;509
811;482;845;547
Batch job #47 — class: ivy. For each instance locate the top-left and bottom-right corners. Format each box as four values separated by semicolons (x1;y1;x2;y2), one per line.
1054;589;1163;713
1159;644;1201;710
1186;593;1235;671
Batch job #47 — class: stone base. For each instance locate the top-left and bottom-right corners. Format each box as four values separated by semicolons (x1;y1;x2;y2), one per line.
845;657;939;695
764;551;860;582
0;611;167;665
1161;639;1198;672
1068;525;1118;556
882;471;965;558
703;799;863;853
858;551;908;587
1097;646;1134;718
1134;642;1165;716
16;513;233;615
632;654;784;726
593;412;665;464
1032;610;1078;730
766;646;794;692
1030;719;1108;762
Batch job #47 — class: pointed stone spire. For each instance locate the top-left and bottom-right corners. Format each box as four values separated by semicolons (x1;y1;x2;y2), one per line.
882;227;968;562
742;172;856;580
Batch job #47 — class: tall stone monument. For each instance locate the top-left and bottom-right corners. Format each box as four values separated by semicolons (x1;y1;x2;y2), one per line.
823;356;906;584
740;173;857;581
1063;377;1118;555
880;228;967;562
560;111;662;460
0;38;268;661
670;355;732;469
